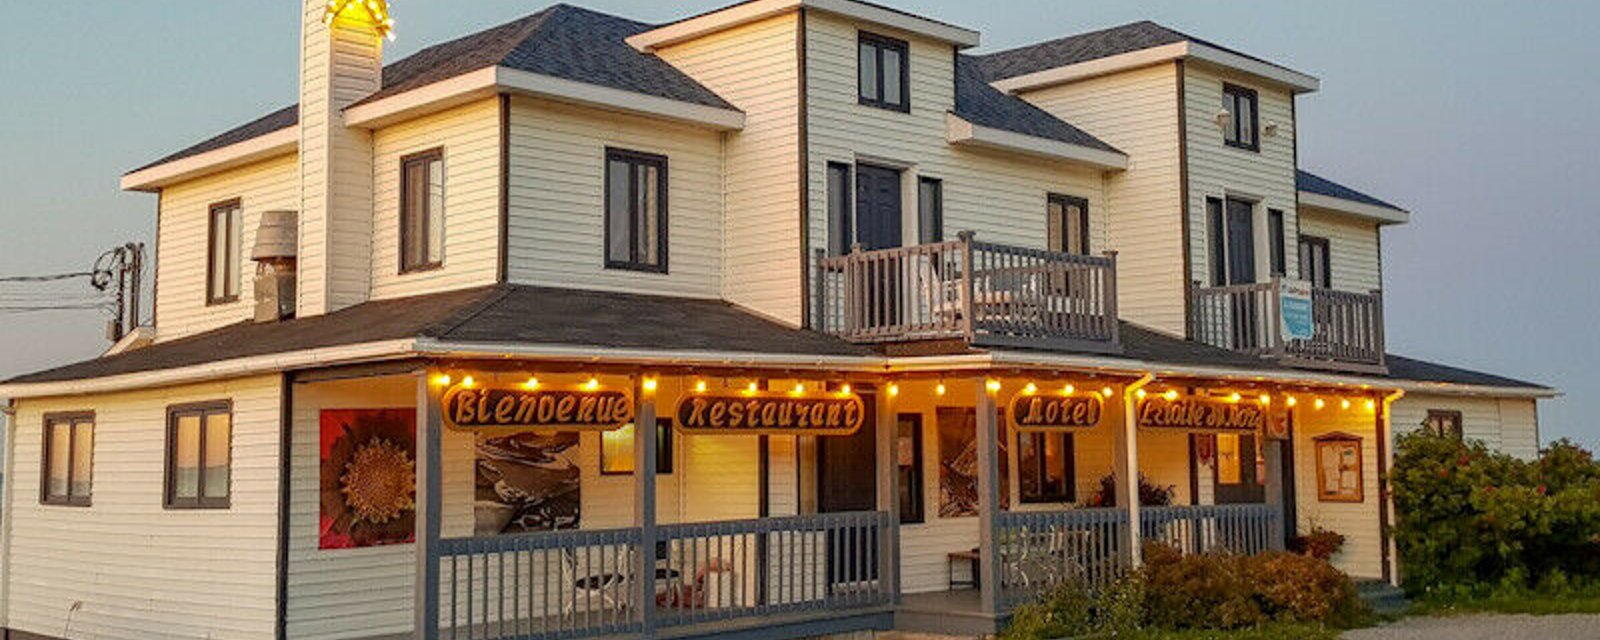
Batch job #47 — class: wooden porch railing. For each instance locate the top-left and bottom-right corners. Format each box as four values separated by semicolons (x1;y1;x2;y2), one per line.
1191;278;1386;372
994;504;1284;608
815;232;1120;352
436;512;892;640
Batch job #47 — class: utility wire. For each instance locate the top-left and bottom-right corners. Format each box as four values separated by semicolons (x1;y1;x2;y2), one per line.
0;271;94;283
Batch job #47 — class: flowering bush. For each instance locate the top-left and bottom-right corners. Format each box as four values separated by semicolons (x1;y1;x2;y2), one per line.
1289;527;1347;561
1390;431;1600;596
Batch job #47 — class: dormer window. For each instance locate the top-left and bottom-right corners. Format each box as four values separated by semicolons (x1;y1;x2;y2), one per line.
207;199;242;305
400;149;445;273
859;32;910;112
1222;83;1259;151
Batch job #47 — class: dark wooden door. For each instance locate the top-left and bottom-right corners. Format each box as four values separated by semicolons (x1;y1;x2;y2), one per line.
854;165;903;251
818;390;879;587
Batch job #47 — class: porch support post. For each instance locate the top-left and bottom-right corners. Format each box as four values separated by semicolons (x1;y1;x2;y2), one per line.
975;378;1002;614
414;370;443;640
1121;375;1154;568
874;384;900;602
1263;438;1286;550
633;376;659;637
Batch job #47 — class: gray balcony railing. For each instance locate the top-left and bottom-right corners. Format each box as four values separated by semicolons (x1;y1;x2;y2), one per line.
815;232;1119;352
1191;278;1386;373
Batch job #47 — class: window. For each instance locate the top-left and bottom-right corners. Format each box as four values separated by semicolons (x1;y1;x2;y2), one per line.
600;419;675;475
827;163;854;255
896;414;925;523
400;149;445;272
1423;410;1464;440
1268;209;1286;276
1047;194;1090;255
918;177;943;244
1298;236;1331;288
858;32;910;112
166;402;232;509
1222;83;1259;151
605;148;668;272
1018;431;1075;504
207;199;242;304
41;413;93;507
1208;196;1257;285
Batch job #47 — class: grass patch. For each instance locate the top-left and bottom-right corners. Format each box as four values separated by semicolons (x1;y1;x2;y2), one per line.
1410;591;1600;616
1081;623;1346;640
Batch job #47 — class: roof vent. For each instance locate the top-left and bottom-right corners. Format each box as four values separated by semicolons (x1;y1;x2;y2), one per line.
252;210;298;323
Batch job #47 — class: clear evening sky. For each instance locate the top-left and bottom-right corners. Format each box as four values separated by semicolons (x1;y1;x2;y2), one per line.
1;1;1594;446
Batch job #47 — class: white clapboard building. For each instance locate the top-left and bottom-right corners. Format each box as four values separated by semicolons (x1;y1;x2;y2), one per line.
0;2;1556;639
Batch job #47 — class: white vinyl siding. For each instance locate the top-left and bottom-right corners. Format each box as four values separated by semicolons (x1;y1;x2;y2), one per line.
654;12;802;321
1015;64;1186;334
503;96;723;299
1293;403;1384;579
154;154;298;342
1184;63;1300;291
805;12;1108;329
1392;394;1542;461
1297;207;1383;293
370;98;501;299
5;376;282;640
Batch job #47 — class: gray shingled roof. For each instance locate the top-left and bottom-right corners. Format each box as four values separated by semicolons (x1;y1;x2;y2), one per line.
1297;170;1406;212
130;4;735;175
1382;355;1549;391
974;20;1299;84
953;55;1121;153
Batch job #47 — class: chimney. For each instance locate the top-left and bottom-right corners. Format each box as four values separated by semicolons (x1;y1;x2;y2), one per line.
297;0;387;316
252;210;300;322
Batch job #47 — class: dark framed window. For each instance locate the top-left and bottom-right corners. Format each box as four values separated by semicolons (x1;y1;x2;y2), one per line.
917;177;943;244
41;412;94;507
1048;194;1091;255
1222;83;1259;151
827;162;854;255
600;418;675;475
1268;209;1287;276
1018;431;1075;504
1208;196;1257;285
896;413;925;524
1298;235;1331;288
166;401;232;509
604;148;669;273
400;148;445;273
858;32;910;112
206;199;243;304
1423;410;1464;440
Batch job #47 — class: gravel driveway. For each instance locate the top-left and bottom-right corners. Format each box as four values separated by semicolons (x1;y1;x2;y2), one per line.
1343;614;1600;639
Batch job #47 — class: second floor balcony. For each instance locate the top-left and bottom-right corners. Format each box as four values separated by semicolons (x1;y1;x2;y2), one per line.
1191;279;1387;373
814;232;1120;353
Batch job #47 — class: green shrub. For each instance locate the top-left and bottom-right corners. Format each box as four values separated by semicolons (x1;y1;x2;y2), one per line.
1390;431;1600;595
1287;527;1345;561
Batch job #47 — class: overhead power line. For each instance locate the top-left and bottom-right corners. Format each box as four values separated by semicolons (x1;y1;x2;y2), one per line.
0;271;94;283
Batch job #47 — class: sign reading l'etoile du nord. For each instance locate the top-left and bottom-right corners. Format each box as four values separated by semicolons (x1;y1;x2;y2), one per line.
1137;397;1266;433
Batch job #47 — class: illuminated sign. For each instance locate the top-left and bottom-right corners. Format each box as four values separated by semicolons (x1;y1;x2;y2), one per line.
441;386;633;430
1009;394;1104;430
1137;397;1266;433
674;393;864;436
324;0;396;40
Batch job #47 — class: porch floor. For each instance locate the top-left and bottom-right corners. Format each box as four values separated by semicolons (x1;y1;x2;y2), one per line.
896;590;1006;637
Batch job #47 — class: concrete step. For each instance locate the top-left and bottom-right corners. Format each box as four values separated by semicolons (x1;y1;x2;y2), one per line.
1355;580;1411;616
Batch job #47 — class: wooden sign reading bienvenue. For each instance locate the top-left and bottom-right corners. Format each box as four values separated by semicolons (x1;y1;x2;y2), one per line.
1010;394;1105;430
441;387;634;430
675;393;865;436
1137;398;1266;433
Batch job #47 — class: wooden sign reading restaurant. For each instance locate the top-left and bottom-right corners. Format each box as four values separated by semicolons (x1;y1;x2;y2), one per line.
1137;397;1266;432
442;386;635;430
675;392;865;436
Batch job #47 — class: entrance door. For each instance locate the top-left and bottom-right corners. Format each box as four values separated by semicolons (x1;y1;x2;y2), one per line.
854;164;904;329
1210;197;1261;348
817;389;880;588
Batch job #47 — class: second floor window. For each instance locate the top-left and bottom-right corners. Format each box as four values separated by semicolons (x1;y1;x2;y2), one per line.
207;199;242;304
859;32;910;112
401;149;445;272
167;402;232;509
605;148;668;272
42;412;94;507
1222;83;1259;151
1298;235;1331;288
1268;209;1287;276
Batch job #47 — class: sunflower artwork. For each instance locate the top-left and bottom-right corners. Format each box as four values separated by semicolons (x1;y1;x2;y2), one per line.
320;409;417;550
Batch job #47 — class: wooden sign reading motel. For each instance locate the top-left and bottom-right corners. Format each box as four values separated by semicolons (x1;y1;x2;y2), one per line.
1137;397;1266;433
1010;394;1104;430
441;386;635;430
675;393;865;436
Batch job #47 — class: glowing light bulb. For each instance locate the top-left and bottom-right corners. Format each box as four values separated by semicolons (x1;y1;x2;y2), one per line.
1286;396;1298;407
584;378;601;392
840;384;852;396
1164;390;1179;401
434;374;452;386
461;376;475;388
985;379;1002;394
694;380;708;393
1101;387;1114;398
1259;394;1272;406
1135;388;1148;399
523;377;540;390
1365;399;1377;412
642;377;658;393
1341;399;1352;411
1229;392;1242;403
1062;384;1075;396
1024;382;1038;395
746;381;760;394
1314;398;1326;410
888;383;900;397
936;383;947;396
793;383;807;395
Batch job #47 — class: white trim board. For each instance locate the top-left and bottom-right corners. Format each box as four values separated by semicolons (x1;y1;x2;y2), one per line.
991;41;1319;95
1299;191;1411;225
627;0;981;52
120;126;298;192
946;114;1128;171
